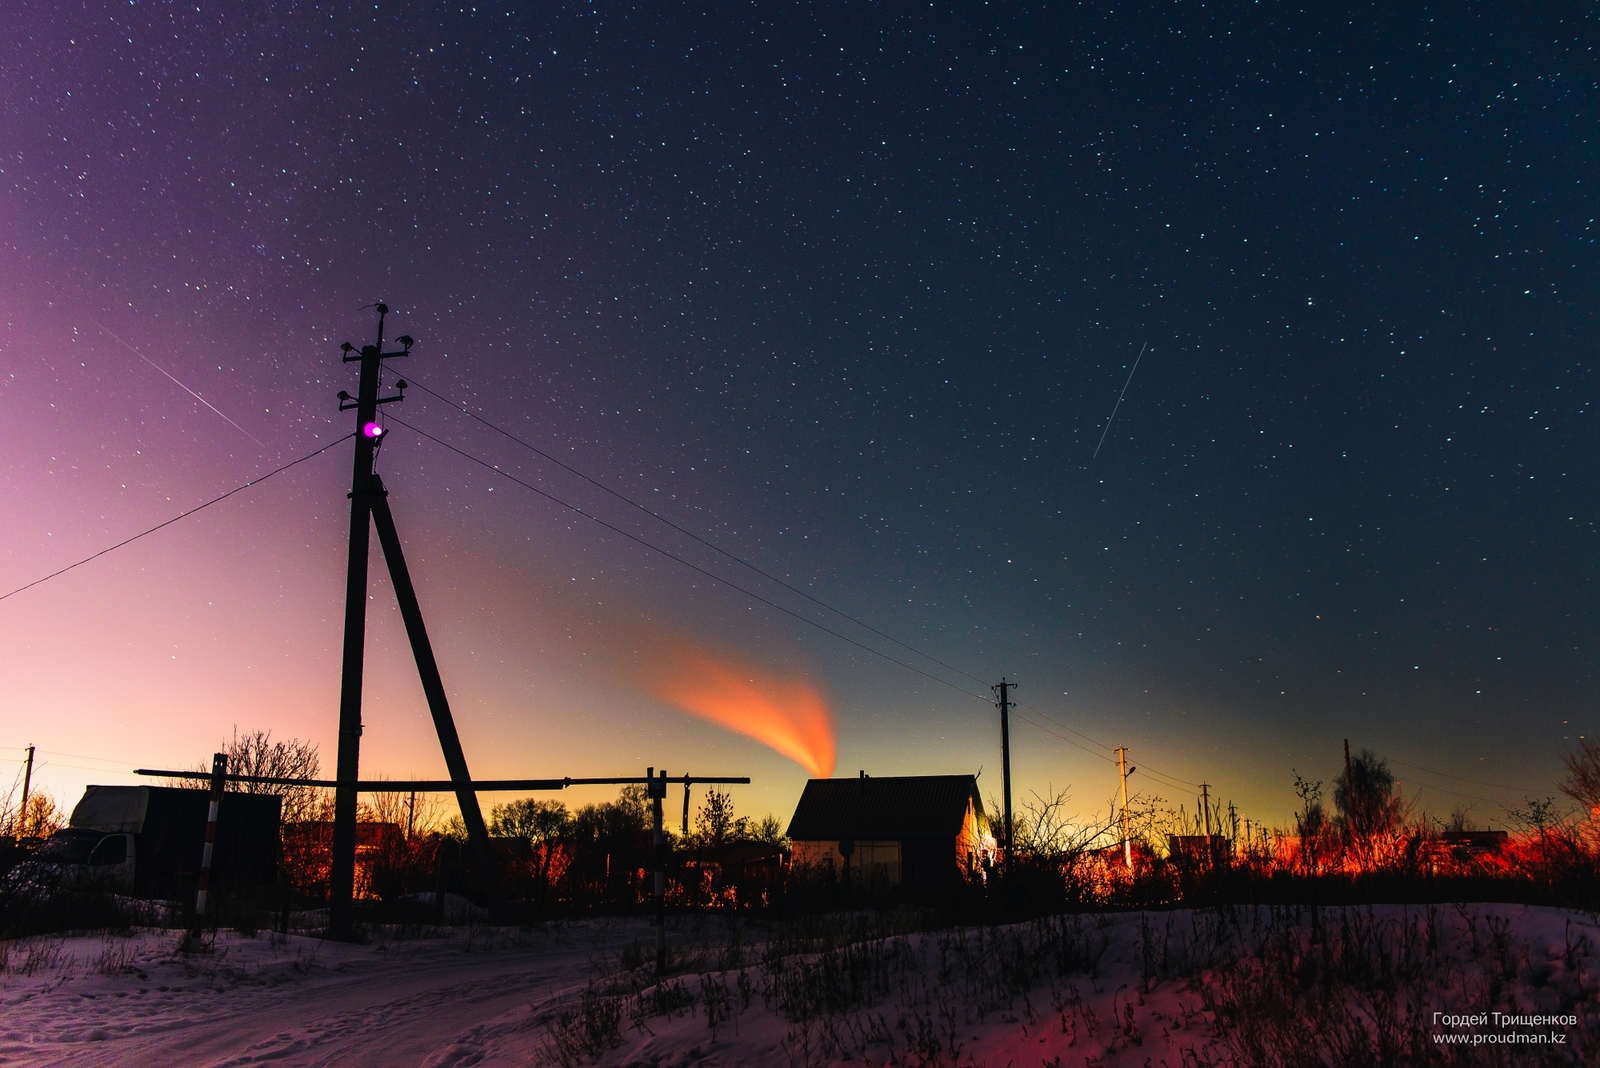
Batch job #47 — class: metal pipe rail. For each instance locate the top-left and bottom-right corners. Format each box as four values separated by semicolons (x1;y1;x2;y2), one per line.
135;769;750;792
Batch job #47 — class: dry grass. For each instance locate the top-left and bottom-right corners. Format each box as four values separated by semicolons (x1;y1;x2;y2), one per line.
528;905;1598;1067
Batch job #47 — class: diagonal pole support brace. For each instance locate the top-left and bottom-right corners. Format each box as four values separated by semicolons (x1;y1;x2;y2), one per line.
369;475;500;907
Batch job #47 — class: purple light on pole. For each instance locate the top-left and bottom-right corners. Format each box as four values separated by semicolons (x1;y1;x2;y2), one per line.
363;421;384;439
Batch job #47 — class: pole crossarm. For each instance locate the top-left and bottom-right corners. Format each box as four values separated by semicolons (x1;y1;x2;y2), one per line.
137;770;750;791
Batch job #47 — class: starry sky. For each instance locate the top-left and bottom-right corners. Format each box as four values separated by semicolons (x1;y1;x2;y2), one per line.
2;2;1596;832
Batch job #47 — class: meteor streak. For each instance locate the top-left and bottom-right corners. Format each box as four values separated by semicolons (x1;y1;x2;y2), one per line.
1093;341;1147;460
95;322;266;447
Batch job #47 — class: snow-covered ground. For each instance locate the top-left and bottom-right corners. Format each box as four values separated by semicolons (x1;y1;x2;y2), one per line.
1;904;1596;1066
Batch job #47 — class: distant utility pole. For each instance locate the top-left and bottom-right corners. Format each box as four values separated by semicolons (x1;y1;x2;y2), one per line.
1116;746;1133;871
17;744;34;838
682;776;693;837
1199;783;1212;840
649;767;667;974
992;679;1015;871
1343;738;1356;838
328;303;497;941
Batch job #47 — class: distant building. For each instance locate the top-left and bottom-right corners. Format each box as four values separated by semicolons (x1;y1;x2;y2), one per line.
786;773;992;898
1421;829;1509;870
679;840;789;908
283;821;402;899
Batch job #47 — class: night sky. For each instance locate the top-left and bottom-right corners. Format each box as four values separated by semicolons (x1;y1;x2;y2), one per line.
2;2;1595;831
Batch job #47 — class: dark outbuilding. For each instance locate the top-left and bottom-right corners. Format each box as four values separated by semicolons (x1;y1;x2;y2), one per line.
786;773;993;899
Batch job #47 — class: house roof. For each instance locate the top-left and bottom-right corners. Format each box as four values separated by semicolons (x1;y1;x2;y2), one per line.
786;775;986;841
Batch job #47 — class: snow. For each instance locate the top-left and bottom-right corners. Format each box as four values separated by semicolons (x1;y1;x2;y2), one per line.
1;904;1596;1066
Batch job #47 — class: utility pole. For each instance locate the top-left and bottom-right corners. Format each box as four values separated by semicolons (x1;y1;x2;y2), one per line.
189;753;227;941
682;776;692;837
649;767;667;974
992;679;1015;872
328;306;397;938
1116;746;1133;871
1199;783;1212;840
16;744;33;838
406;790;416;840
328;304;496;941
1343;738;1356;839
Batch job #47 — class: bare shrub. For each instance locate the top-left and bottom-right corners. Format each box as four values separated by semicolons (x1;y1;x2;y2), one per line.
542;985;623;1067
14;939;64;976
700;970;732;1039
92;938;138;975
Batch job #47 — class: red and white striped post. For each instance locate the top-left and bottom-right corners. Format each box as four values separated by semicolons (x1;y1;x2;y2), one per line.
190;752;227;939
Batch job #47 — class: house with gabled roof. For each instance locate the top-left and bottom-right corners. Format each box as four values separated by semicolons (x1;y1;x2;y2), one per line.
786;772;993;898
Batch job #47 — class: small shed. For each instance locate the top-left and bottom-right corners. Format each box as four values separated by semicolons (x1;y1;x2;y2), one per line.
786;773;992;897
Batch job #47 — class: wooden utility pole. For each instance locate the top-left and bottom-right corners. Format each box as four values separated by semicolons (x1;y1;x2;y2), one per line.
992;679;1015;871
1199;783;1212;839
681;776;692;837
190;752;227;940
649;767;667;974
1343;738;1356;838
328;304;496;941
1116;746;1133;870
16;744;33;838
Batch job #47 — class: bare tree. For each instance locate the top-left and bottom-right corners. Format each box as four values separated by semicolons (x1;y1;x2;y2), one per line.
1014;785;1112;856
363;787;447;838
0;764;23;837
1561;738;1600;817
6;791;64;840
192;727;326;824
751;813;786;844
491;798;570;842
1119;791;1168;852
695;787;745;848
491;798;571;909
1504;796;1560;874
1333;748;1401;839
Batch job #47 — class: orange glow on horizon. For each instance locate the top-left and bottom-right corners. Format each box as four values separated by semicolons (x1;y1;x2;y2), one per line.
630;631;836;778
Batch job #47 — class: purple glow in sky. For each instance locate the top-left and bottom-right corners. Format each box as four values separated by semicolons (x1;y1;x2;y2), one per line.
2;2;1595;832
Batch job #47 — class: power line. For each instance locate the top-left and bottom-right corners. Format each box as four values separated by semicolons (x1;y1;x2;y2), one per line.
1008;709;1118;765
0;435;353;605
404;381;1201;783
1387;757;1543;795
1402;779;1521;809
1007;708;1203;792
407;376;994;690
388;415;998;707
35;750;142;766
16;760;146;776
1016;699;1118;753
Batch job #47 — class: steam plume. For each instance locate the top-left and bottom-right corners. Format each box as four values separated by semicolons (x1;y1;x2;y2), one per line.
630;629;836;778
